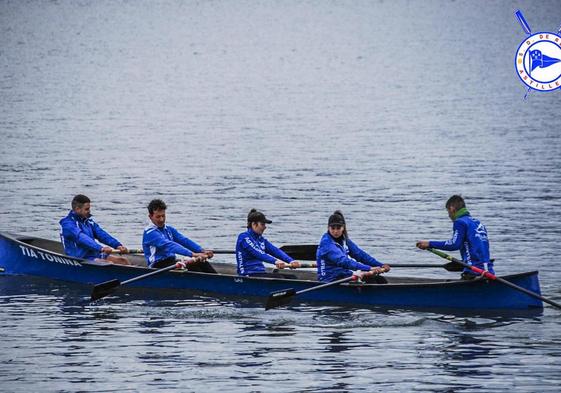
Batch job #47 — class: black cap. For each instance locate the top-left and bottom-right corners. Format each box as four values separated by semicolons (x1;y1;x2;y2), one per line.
328;210;346;226
247;209;272;224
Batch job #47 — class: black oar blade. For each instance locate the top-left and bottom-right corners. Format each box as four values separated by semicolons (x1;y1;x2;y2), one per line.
90;279;121;301
443;261;464;272
265;288;297;310
280;245;317;261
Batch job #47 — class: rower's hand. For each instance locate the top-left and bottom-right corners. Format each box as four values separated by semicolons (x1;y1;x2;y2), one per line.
357;270;374;279
381;264;391;273
191;253;208;262
416;240;429;250
101;246;113;254
117;245;128;254
202;249;214;259
275;260;288;269
289;261;301;269
370;266;386;275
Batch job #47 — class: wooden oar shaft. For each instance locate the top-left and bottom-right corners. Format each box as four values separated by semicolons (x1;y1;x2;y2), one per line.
110;248;143;254
427;248;561;310
278;263;316;269
121;261;191;286
295;275;357;295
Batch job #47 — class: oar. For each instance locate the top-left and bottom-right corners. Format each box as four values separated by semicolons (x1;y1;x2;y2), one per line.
211;244;319;260
90;259;193;301
426;248;561;310
265;275;359;310
110;248;143;254
391;262;463;271
265;268;388;310
276;262;462;271
277;263;317;269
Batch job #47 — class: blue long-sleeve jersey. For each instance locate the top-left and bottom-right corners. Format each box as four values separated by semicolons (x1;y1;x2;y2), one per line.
59;210;122;260
236;229;294;275
316;233;383;282
429;211;493;274
142;224;204;267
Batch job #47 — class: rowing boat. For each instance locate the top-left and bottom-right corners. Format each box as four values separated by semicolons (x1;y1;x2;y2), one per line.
0;232;544;310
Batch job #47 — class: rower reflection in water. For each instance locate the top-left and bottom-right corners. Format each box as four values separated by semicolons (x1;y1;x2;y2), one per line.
59;194;130;265
316;210;391;283
416;195;493;280
236;209;302;278
142;199;216;273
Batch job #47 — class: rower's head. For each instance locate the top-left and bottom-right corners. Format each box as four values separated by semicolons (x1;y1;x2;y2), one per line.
148;199;167;228
445;195;465;221
72;194;91;219
247;209;272;235
327;210;346;239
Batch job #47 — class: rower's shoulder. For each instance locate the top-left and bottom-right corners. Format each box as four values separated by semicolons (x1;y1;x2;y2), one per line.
59;211;76;226
143;223;159;234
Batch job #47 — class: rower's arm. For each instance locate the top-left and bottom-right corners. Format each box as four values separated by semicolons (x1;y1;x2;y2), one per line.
170;227;204;254
239;236;277;264
347;239;383;267
143;228;194;257
322;245;371;271
264;239;294;263
92;222;122;249
429;220;466;251
61;221;102;252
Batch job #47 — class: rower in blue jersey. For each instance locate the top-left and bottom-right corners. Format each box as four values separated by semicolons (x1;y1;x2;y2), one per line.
236;209;301;277
316;210;391;283
416;195;493;279
142;199;215;272
59;194;130;265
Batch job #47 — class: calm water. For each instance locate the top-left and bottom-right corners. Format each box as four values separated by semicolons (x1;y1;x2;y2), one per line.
1;0;561;391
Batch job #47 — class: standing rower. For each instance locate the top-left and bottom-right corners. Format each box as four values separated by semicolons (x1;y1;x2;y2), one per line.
416;195;493;279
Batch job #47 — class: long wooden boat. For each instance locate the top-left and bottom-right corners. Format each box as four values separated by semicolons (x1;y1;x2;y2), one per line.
0;232;544;310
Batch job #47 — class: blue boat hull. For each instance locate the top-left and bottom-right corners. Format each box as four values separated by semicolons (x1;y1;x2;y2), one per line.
0;232;544;310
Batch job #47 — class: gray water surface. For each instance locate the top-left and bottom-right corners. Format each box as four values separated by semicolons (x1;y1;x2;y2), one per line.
1;1;561;391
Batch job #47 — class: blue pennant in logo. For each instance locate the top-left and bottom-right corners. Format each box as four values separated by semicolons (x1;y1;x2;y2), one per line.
529;50;561;73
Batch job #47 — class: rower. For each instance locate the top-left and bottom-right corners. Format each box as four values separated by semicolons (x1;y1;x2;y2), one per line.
59;194;130;265
416;194;493;280
316;210;391;283
235;209;302;278
142;199;216;273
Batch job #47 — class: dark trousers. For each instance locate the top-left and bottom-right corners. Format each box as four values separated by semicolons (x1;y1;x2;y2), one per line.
152;257;217;273
364;275;388;284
